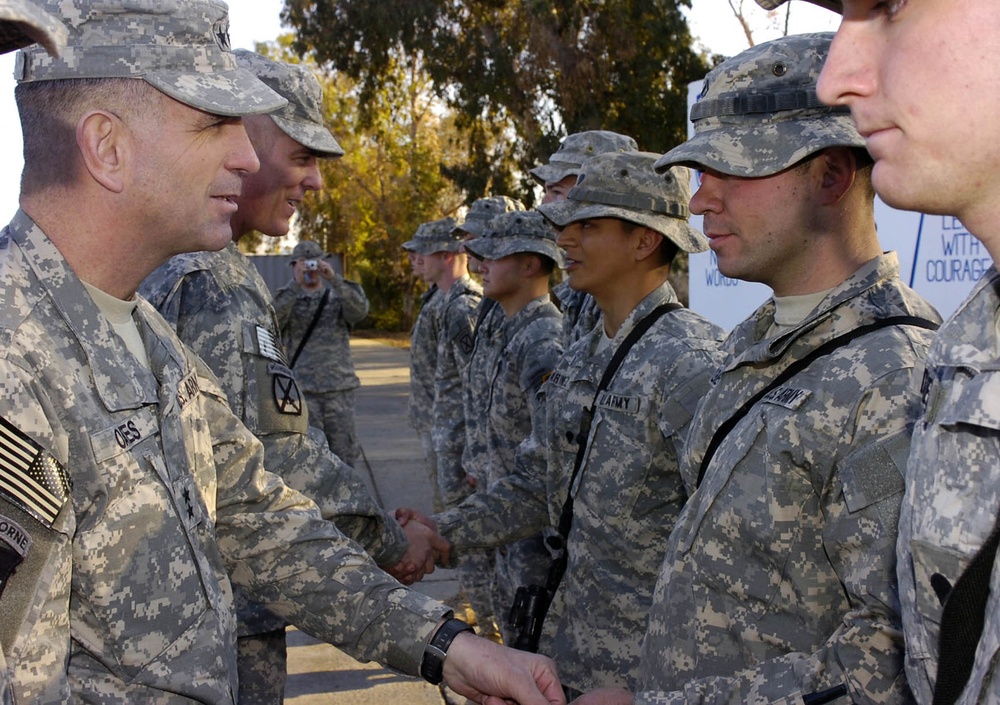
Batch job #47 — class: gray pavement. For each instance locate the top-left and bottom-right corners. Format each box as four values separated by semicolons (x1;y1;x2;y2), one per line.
283;338;463;704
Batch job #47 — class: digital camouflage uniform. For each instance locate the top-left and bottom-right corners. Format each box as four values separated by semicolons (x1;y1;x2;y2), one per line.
437;151;726;692
436;283;723;692
0;5;449;702
462;210;564;644
0;213;448;704
140;242;406;699
431;275;483;507
457;196;525;490
528;130;638;349
636;32;942;705
897;267;1000;705
407;282;444;509
274;241;370;467
635;255;940;705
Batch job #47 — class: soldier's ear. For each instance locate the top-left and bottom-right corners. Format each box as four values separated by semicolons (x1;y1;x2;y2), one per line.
77;110;128;194
633;227;664;264
816;147;856;206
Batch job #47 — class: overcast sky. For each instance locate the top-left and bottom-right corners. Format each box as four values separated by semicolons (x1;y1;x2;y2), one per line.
0;1;838;224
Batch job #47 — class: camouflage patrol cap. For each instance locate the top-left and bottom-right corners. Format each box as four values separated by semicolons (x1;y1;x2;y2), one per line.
0;0;67;56
529;130;639;185
463;210;562;266
14;0;286;117
537;150;708;254
235;49;345;158
401;217;463;255
755;0;841;11
654;33;863;178
291;240;324;260
454;195;524;239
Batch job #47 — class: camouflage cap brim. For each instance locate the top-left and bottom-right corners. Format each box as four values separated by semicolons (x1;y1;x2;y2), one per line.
272;114;345;157
464;234;563;265
655;112;864;178
756;0;841;11
15;0;286;117
421;239;465;254
529;160;581;186
401;238;425;253
144;67;287;117
537;199;708;254
0;0;67;57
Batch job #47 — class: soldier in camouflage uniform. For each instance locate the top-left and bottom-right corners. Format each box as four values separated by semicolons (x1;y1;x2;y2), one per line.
402;222;447;511
412;150;725;695
454;195;525;643
462;210;563;645
0;2;565;703
529;131;638;348
574;33;942;705
139;51;442;704
274;239;369;467
810;1;1000;703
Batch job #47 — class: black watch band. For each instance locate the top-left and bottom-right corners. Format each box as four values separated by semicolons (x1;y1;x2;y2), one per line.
420;618;474;685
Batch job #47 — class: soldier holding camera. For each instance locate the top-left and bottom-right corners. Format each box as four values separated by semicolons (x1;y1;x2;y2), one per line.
275;239;370;468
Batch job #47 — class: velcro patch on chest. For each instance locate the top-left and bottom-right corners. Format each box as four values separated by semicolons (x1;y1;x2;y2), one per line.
760;386;811;410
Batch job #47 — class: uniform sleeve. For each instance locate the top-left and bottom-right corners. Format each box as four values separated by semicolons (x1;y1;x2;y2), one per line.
200;367;449;675
0;363;74;703
272;283;297;332
330;276;370;326
635;366;918;705
158;272;408;568
435;406;553;560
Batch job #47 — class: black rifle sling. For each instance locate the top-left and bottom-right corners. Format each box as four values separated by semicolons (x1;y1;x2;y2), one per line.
933;488;1000;704
695;314;940;488
289;288;330;369
546;302;683;595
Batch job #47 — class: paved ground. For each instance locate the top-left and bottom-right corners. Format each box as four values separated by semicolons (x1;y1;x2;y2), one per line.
283;338;464;704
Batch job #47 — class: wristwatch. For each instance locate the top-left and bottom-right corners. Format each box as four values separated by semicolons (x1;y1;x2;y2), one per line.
420;617;474;685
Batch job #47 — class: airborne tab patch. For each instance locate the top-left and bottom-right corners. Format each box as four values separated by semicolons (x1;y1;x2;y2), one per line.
0;416;69;528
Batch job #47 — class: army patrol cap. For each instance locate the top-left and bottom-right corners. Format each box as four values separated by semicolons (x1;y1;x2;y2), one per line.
1;0;67;56
401;217;462;255
655;33;863;178
454;195;524;239
291;240;324;260
464;210;562;266
235;49;345;158
756;0;841;11
530;130;639;185
14;0;287;117
537;150;708;254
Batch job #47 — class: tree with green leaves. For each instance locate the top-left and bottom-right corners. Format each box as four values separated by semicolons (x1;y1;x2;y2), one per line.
282;0;714;205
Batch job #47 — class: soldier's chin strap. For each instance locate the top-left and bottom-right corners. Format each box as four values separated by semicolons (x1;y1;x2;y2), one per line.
696;315;940;488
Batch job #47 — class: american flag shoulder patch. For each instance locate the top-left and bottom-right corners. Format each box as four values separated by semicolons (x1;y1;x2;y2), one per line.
0;416;69;528
256;326;288;365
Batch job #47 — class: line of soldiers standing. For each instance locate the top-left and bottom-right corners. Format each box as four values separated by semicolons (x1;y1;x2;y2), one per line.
400;30;946;705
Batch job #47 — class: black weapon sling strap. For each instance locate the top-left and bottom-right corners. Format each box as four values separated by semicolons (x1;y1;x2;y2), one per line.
289;288;330;369
544;301;683;598
695;314;940;489
933;486;1000;702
